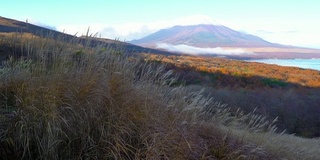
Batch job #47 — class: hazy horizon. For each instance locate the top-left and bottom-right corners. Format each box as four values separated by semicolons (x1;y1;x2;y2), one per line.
1;0;320;49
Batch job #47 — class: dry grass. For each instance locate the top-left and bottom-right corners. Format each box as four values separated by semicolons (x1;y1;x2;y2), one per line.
227;128;320;160
0;33;318;159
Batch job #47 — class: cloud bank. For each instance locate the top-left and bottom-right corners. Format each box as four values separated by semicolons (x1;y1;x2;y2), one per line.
55;15;219;41
22;14;320;49
24;18;57;30
156;43;254;56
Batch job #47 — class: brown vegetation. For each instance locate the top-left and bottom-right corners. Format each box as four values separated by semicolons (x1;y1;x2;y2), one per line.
0;32;319;159
144;53;320;137
144;53;320;88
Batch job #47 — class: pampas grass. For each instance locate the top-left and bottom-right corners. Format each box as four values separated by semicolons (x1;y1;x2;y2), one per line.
0;32;318;159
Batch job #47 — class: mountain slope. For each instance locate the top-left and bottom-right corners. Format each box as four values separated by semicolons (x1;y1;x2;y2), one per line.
130;24;320;59
130;24;278;48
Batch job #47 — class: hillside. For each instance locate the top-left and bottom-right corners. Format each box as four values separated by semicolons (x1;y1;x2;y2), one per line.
143;53;320;137
1;31;320;159
0;16;75;40
0;16;174;58
131;24;320;59
1;17;320;159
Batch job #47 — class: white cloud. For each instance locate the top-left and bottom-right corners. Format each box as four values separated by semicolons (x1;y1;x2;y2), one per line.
252;29;320;48
21;17;57;30
53;14;320;49
55;15;219;41
56;24;106;36
156;43;254;55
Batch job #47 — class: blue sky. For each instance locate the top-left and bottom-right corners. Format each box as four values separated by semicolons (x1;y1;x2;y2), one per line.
1;0;320;48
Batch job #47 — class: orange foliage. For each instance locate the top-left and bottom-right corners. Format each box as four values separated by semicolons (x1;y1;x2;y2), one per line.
143;53;320;88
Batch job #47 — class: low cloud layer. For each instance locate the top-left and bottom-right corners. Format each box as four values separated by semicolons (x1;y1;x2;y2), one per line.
156;43;254;56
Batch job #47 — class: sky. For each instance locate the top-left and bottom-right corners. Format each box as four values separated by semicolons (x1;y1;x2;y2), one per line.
1;0;320;49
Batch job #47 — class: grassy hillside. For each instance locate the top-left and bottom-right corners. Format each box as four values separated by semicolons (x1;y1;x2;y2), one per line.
0;16;175;62
0;33;320;159
144;53;320;138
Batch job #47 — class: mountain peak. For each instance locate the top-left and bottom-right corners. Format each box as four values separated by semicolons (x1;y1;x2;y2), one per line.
130;24;275;48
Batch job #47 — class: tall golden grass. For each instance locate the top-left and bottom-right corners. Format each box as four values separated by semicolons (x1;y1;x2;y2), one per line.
0;33;319;159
